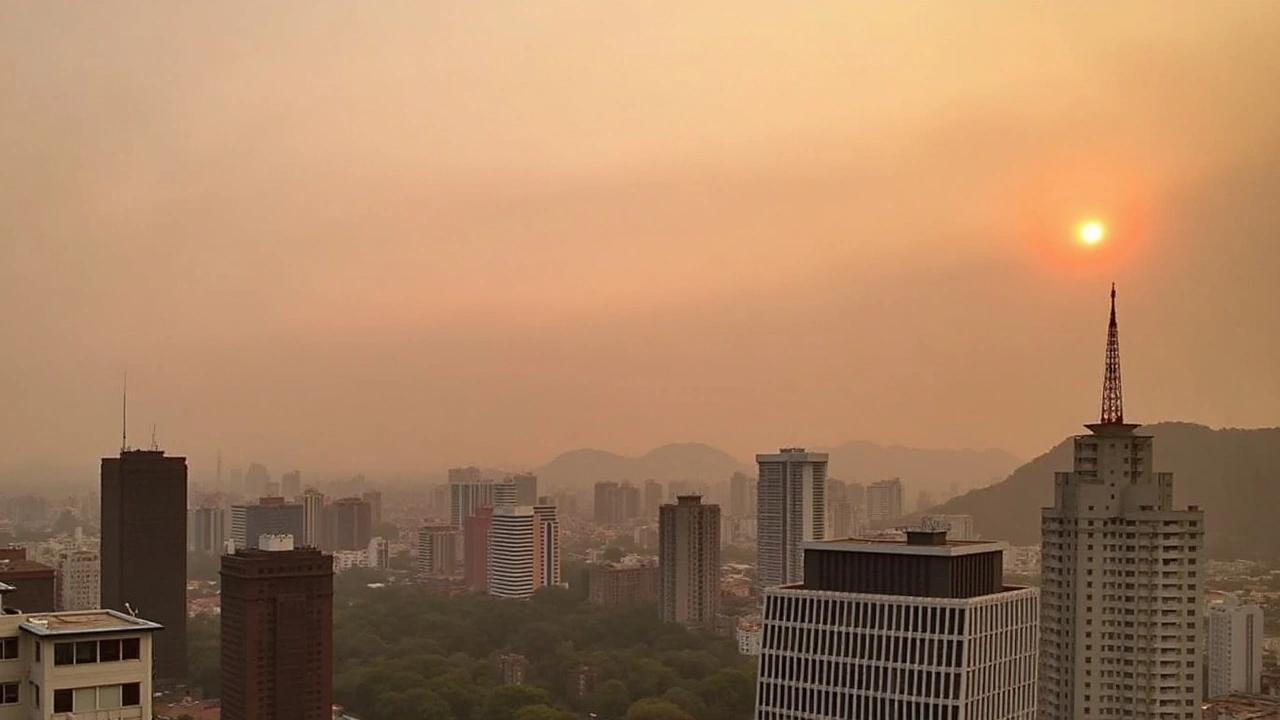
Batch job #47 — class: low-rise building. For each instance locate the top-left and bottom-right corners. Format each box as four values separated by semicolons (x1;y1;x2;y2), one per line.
587;560;658;607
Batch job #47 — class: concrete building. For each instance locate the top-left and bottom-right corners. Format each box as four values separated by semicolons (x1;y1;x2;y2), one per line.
416;525;460;577
450;470;495;561
187;506;229;554
754;531;1039;719
507;473;539;506
755;448;827;589
229;498;305;550
593;482;641;525
1207;595;1264;698
280;470;302;500
643;479;664;518
323;497;372;551
464;506;494;592
865;477;904;529
588;561;659;607
301;490;325;548
99;448;188;683
729;472;757;519
1038;286;1205;720
488;505;560;600
658;496;721;627
0;591;161;719
361;490;383;527
220;535;333;720
55;550;100;612
0;549;55;613
920;513;977;541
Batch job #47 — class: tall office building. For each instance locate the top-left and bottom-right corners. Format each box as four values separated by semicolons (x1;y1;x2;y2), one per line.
593;482;641;525
361;489;383;527
244;463;270;498
450;470;494;561
508;473;539;506
188;506;229;554
754;530;1039;719
756;448;828;589
1038;286;1205;720
464;506;494;592
417;525;459;577
230;498;306;550
643;479;664;517
101;448;188;683
323;497;372;551
1206;595;1263;698
487;505;560;600
280;470;302;500
729;472;757;518
301;489;325;547
220;535;333;720
866;478;905;529
658;496;721;628
55;549;101;611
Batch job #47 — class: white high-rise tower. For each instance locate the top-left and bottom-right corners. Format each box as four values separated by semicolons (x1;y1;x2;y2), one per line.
755;448;827;589
1206;595;1263;698
1038;286;1205;720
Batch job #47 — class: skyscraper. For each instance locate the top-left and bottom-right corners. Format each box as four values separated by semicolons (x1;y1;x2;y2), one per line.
866;477;904;529
188;506;229;554
1037;286;1205;720
230;498;306;550
220;535;333;720
754;530;1039;719
301;489;325;547
729;472;756;518
450;470;495;561
508;472;539;506
464;506;494;592
487;505;560;600
658;495;721;628
101;448;188;683
417;525;460;577
1206;595;1264;698
361;489;383;526
755;448;827;589
56;549;101;611
323;497;372;551
593;481;641;525
643;479;664;517
280;470;302;500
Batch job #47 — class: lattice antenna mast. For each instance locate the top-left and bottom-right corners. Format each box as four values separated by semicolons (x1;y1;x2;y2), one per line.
1100;284;1124;424
121;373;129;452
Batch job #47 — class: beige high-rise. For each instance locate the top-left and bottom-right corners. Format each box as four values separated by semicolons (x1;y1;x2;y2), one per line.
658;495;721;627
1038;288;1204;720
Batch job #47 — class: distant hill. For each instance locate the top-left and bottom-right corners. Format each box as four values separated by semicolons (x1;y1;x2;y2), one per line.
819;441;1020;497
913;422;1280;560
536;443;751;489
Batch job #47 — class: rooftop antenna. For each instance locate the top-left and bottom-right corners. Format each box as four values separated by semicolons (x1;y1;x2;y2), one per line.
124;602;138;618
1099;283;1124;425
120;373;129;453
150;424;159;451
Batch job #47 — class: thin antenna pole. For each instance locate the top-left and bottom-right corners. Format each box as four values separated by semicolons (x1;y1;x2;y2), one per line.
121;373;129;453
150;424;158;451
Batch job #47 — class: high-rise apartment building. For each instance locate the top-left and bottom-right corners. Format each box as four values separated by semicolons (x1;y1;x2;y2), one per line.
756;448;827;589
507;473;539;506
487;505;560;600
1038;286;1205;720
658;496;721;628
188;506;229;554
754;530;1039;719
220;535;333;720
464;506;494;592
593;481;641;525
866;478;904;529
244;463;270;498
588;561;659;607
361;489;383;527
280;470;302;500
643;479;664;517
450;470;495;561
230;498;305;550
729;472;757;518
55;549;100;611
301;489;325;547
417;525;460;577
101;448;188;682
1206;595;1264;698
323;497;372;551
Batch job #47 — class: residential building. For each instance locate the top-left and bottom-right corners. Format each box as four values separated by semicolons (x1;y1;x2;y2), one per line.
487;505;560;600
754;531;1039;719
450;470;494;561
229;498;305;550
280;470;302;500
323;497;372;551
658;496;721;627
187;506;229;554
301;490;325;548
464;507;494;592
643;479;664;518
729;472;757;518
594;482;641;525
361;490;382;527
0;549;55;613
588;561;658;607
507;473;538;506
100;448;187;683
1038;286;1204;720
755;448;827;589
921;514;978;541
55;550;100;612
220;535;333;720
417;525;459;577
1207;595;1264;698
865;477;904;529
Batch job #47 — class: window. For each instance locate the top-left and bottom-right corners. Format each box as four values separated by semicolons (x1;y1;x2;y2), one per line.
53;643;74;666
121;682;141;707
74;641;97;664
0;638;15;660
54;689;72;713
99;639;122;662
122;638;141;661
0;683;17;705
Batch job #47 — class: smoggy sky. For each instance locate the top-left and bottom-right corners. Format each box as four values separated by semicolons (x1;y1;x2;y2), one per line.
3;2;1279;477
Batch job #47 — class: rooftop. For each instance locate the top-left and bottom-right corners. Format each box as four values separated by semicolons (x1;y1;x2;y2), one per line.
20;609;163;636
807;532;1006;558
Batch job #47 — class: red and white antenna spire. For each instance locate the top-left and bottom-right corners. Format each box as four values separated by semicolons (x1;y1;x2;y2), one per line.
1099;284;1124;425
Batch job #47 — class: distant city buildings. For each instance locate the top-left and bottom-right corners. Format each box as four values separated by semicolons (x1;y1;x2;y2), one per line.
588;559;658;607
464;506;494;592
220;535;333;720
865;477;904;529
919;513;977;541
323;497;373;551
0;548;55;613
230;498;305;550
187;506;229;554
280;470;302;500
593;482;641;525
643;479;664;518
755;448;828;589
301;489;325;547
417;525;460;577
729;472;757;518
507;473;539;506
753;530;1039;719
658;496;720;628
1207;595;1264;698
101;447;188;683
488;505;560;600
55;549;100;612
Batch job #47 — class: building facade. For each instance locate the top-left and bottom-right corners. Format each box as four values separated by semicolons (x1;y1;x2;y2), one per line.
464;507;494;592
588;562;659;607
754;532;1039;719
416;525;460;577
1038;287;1204;720
756;448;828;590
593;482;641;525
866;478;904;529
220;536;333;720
187;506;229;554
488;505;560;600
230;499;305;550
100;448;188;683
0;550;55;613
658;496;721;627
729;472;757;519
301;490;325;548
920;514;978;541
55;550;100;612
1207;595;1264;698
323;497;372;552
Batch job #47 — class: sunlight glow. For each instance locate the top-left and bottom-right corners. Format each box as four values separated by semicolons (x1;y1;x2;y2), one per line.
1078;221;1106;245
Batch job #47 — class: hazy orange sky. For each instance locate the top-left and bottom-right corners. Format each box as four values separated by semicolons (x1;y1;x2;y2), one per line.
3;2;1278;477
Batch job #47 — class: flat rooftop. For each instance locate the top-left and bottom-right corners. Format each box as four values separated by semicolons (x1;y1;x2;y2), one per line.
806;534;1007;558
20;609;163;636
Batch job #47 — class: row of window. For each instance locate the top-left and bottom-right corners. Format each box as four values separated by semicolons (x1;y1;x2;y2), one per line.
0;682;141;710
52;637;142;665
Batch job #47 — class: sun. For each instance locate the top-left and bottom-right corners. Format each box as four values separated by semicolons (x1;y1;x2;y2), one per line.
1078;220;1106;245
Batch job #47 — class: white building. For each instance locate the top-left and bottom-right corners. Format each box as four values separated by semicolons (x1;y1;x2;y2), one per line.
736;619;761;657
0;584;159;719
1038;287;1205;720
55;550;100;612
487;505;560;600
416;525;459;577
1206;595;1264;698
920;513;977;541
755;448;827;589
865;478;904;529
754;532;1039;719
